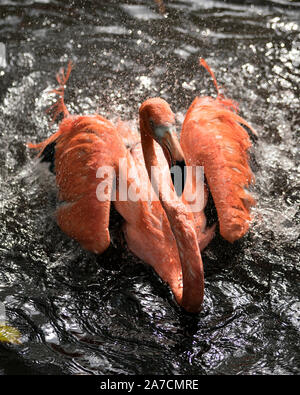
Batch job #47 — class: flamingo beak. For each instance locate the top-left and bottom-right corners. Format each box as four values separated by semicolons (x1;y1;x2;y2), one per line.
154;125;185;166
155;126;186;196
161;128;185;165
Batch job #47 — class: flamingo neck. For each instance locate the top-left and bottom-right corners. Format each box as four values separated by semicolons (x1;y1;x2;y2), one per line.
140;120;204;313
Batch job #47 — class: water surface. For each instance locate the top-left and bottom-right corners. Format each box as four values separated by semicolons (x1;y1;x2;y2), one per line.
0;0;299;375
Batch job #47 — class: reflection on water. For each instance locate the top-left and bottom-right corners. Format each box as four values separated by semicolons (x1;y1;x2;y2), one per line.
0;0;299;375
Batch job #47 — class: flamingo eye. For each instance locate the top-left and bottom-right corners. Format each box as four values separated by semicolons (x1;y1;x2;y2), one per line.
149;119;155;130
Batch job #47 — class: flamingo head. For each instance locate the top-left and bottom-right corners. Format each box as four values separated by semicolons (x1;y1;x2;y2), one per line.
139;97;185;169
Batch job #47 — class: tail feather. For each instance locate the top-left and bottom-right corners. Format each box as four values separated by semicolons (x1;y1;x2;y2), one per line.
199;57;257;137
28;61;73;157
199;58;222;99
47;61;73;124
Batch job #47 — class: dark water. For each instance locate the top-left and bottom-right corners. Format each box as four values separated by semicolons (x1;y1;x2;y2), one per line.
0;0;299;375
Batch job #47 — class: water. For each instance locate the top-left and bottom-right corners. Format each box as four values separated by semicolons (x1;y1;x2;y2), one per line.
0;0;299;375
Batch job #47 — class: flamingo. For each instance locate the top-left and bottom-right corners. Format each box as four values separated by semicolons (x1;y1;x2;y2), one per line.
29;59;256;313
29;63;205;313
181;59;257;244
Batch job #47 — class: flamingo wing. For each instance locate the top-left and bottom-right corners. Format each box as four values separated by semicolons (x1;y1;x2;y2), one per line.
31;114;126;254
181;95;256;243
